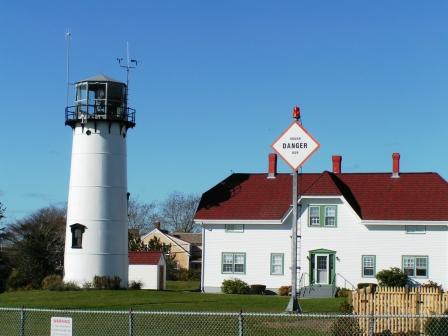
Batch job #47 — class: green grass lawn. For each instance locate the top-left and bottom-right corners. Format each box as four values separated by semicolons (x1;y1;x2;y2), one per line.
0;283;346;313
166;280;201;292
0;283;348;336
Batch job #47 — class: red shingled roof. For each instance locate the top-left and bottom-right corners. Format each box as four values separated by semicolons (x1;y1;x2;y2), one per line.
195;172;448;221
128;251;163;265
337;173;448;221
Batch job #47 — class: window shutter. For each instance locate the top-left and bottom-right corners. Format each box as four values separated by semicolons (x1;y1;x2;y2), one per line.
329;254;335;284
309;253;315;284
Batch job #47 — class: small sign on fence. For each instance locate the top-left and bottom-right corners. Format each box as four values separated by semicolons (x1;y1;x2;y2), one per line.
51;317;72;336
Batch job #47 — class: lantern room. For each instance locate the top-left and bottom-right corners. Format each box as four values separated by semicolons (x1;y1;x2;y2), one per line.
65;74;135;128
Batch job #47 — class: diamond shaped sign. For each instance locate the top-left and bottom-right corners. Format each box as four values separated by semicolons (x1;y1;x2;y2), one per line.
271;121;320;171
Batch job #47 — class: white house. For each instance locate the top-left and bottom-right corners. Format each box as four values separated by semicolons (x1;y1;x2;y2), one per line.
194;153;448;296
128;251;166;290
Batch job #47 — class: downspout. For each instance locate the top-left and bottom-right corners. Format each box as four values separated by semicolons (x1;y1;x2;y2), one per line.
201;223;205;292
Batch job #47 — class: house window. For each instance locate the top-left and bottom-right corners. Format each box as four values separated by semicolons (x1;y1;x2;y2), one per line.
222;252;246;274
309;205;337;227
225;224;244;233
324;206;337;227
405;225;426;234
309;206;320;226
403;256;428;277
70;223;86;249
362;255;376;277
270;253;284;275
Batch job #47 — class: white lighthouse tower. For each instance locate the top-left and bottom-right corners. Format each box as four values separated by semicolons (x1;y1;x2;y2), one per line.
64;75;135;287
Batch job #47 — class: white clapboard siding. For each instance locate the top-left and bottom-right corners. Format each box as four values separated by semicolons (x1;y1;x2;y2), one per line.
202;196;447;293
203;221;292;292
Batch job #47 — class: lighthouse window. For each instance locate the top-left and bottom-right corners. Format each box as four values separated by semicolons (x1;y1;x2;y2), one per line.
76;84;88;101
70;223;86;249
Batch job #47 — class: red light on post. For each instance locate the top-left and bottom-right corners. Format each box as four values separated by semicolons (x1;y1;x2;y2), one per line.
293;106;300;120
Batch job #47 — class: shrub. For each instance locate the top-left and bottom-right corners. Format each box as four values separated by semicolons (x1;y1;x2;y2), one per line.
331;316;361;336
41;274;63;290
221;278;249;294
375;267;408;287
82;281;93;289
0;259;12;293
339;302;353;313
373;331;419;336
45;282;65;291
48;281;81;291
250;284;266;295
61;282;81;291
422;281;443;291
93;276;105;289
373;331;420;336
278;285;291;296
93;276;122;290
358;283;375;290
129;280;143;290
6;269;27;290
336;287;352;297
357;283;378;294
168;268;201;281
176;268;201;281
23;283;34;291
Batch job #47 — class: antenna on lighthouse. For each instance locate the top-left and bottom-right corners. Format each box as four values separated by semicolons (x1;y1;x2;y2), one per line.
117;42;138;105
65;29;72;107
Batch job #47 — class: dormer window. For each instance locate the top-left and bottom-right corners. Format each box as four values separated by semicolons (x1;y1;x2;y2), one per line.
308;205;338;227
70;223;86;249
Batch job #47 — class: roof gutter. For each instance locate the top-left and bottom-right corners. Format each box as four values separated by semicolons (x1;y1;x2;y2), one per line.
362;220;448;226
194;219;283;225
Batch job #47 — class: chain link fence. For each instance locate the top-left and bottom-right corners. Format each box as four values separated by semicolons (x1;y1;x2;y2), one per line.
1;308;448;335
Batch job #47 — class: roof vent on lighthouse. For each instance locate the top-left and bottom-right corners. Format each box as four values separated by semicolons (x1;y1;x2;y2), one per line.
392;152;400;178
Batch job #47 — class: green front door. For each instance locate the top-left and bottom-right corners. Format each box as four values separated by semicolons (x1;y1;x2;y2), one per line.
309;249;336;285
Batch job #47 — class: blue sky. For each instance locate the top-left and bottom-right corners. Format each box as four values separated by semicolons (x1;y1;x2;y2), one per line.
1;1;447;221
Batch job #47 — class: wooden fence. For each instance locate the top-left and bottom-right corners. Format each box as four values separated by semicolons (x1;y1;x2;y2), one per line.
351;286;448;334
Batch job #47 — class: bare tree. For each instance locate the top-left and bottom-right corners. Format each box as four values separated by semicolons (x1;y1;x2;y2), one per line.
0;202;5;244
0;202;8;292
127;197;159;234
0;202;5;223
161;192;200;233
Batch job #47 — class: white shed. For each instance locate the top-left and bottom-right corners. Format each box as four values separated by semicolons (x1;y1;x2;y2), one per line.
128;251;166;290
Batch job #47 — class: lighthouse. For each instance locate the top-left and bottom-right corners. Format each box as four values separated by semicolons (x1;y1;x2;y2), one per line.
64;75;135;287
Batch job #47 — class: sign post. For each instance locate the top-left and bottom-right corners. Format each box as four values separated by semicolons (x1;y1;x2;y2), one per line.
271;106;320;313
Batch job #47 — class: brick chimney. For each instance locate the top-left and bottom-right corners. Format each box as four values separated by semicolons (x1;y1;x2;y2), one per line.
392;152;400;178
154;221;161;230
332;155;342;174
268;153;277;179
